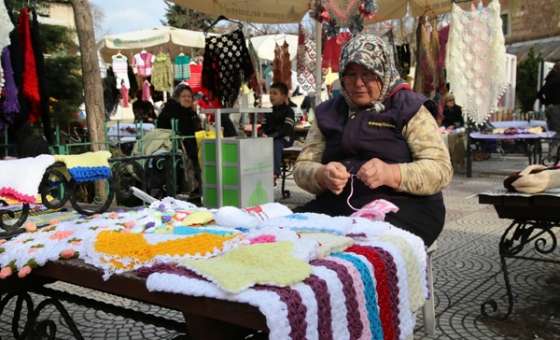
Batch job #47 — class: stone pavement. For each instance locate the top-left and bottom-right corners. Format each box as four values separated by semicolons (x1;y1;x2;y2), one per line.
1;155;559;339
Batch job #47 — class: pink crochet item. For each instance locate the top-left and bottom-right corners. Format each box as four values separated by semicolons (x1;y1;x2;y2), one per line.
351;199;399;221
249;235;276;245
0;187;35;203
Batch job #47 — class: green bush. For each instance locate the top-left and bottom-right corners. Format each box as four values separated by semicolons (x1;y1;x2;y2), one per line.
516;48;543;113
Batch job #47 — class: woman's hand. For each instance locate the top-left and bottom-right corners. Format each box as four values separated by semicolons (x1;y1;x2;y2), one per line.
316;162;350;195
357;158;401;190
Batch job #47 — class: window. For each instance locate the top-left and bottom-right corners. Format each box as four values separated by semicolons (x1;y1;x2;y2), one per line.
501;13;510;37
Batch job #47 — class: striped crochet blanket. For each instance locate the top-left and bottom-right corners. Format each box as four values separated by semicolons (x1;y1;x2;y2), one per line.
145;227;427;340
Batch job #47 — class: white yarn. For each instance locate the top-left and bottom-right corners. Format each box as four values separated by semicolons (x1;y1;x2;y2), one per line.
0;155;55;201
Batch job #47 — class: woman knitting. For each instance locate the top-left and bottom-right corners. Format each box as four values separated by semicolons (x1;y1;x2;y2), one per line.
293;34;453;246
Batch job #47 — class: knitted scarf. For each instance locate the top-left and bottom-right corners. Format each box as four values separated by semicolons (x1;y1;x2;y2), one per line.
18;8;40;123
1;47;19;115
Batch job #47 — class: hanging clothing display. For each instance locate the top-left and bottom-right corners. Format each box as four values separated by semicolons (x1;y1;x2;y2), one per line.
413;16;441;98
247;40;263;99
187;63;202;93
446;0;507;124
127;65;138;99
103;67;119;118
152;52;173;92
18;7;41;124
142;80;152;102
296;25;317;94
120;83;129;108
0;0;13;89
272;41;292;90
202;29;255;107
1;47;18;116
395;44;411;77
174;54;191;81
31;8;52;143
111;54;130;89
322;32;351;72
132;51;155;77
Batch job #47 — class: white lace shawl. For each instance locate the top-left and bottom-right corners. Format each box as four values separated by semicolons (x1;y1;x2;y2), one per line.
445;0;508;124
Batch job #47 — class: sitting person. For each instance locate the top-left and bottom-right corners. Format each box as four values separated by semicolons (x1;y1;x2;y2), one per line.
157;84;203;183
262;82;295;182
442;94;464;129
293;34;453;246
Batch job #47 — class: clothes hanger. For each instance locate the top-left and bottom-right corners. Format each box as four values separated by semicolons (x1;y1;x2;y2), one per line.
204;15;243;36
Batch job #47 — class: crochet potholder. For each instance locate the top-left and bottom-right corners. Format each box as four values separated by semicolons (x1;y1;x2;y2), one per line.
178;242;312;293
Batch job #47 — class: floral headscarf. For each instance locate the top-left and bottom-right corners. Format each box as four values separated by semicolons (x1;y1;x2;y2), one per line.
339;34;403;111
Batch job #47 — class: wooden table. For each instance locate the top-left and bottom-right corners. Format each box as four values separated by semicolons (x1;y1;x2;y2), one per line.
478;189;560;319
0;259;267;340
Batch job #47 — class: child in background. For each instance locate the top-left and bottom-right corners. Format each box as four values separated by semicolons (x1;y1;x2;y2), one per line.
263;82;295;184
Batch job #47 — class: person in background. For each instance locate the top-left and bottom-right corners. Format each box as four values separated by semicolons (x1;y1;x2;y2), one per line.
132;90;156;124
157;84;203;176
537;62;560;160
262;82;295;183
442;94;464;128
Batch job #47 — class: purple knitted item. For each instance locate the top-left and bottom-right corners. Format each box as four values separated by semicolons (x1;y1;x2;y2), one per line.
1;47;19;115
136;263;203;280
312;259;363;340
304;275;333;340
254;285;308;340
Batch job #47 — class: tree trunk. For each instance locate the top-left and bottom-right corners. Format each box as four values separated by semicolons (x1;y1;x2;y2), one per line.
71;0;107;200
70;0;105;152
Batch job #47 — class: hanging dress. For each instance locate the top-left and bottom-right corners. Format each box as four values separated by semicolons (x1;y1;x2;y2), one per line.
174;54;191;81
445;0;507;124
152;52;173;92
111;54;130;89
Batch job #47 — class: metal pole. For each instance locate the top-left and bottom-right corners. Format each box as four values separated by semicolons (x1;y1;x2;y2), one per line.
215;109;223;207
314;19;323;104
252;112;258;138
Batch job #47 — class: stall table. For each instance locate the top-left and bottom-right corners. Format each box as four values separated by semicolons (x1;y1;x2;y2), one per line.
1;259;266;340
478;189;560;319
467;131;556;177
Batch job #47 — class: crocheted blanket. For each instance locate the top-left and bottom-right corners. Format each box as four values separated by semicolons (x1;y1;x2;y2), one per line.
146;230;426;340
0;200;428;340
54;151;112;183
0;155;55;203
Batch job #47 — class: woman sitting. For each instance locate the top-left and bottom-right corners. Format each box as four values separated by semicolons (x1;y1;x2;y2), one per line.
157;84;203;180
294;34;453;246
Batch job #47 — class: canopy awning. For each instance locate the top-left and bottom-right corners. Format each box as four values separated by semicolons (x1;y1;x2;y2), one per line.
98;26;212;62
172;0;470;24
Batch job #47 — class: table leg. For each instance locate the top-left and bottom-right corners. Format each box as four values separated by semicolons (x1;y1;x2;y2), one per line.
183;312;260;340
481;219;560;320
466;128;472;178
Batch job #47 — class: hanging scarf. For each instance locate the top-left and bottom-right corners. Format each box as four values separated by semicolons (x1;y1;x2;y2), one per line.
338;33;403;112
18;7;40;124
31;8;52;143
446;0;507;124
296;25;317;94
1;47;19;115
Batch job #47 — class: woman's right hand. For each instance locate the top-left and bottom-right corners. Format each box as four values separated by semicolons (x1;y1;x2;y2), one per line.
316;162;350;195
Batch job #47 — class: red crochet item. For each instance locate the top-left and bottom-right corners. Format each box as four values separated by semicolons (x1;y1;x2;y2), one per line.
18;8;41;123
348;245;398;340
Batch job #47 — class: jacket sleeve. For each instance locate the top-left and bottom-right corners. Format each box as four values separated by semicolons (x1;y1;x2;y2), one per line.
280;107;295;139
398;106;453;195
294;120;326;194
156;106;172;129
